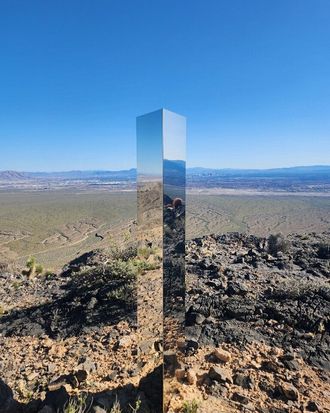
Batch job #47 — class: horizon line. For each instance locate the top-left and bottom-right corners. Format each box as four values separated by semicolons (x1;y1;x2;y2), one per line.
1;164;330;174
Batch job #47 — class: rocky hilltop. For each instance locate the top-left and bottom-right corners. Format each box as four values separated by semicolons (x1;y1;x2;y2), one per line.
0;232;329;412
182;231;330;412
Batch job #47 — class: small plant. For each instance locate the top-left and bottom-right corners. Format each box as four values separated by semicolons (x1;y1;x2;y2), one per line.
131;258;159;274
137;246;157;260
109;399;122;413
112;245;137;261
44;269;54;277
35;263;44;275
123;230;131;242
129;398;141;413
268;233;290;256
26;256;36;278
62;394;89;413
12;280;22;290
181;399;199;413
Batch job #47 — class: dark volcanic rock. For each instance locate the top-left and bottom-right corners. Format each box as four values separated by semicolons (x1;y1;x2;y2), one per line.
0;260;137;339
186;232;330;370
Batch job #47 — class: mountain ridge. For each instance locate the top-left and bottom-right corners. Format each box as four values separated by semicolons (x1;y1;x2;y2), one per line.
1;165;329;181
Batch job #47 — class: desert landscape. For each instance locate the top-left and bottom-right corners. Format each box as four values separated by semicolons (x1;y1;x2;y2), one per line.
0;168;329;413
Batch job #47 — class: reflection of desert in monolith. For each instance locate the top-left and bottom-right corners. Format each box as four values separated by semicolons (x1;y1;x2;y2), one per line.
163;176;186;412
137;178;163;355
162;110;186;412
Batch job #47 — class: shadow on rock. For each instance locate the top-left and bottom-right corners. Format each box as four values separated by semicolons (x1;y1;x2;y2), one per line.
0;262;137;339
0;366;163;413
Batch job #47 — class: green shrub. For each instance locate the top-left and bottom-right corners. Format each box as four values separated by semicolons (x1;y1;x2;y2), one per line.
268;233;290;256
182;399;199;413
137;246;157;260
63;394;88;413
131;258;159;274
35;264;44;275
112;245;137;261
26;256;36;277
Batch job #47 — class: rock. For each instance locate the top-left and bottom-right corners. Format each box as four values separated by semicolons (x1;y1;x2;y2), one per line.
74;369;88;383
261;360;280;373
278;382;299;401
139;339;154;355
175;369;185;381
77;357;96;373
213;348;231;363
46;363;56;374
186;312;205;325
306;400;320;411
226;282;248;296
186;338;199;354
233;373;254;389
92;407;107;413
279;354;300;371
231;391;250;405
208;366;232;384
48;374;78;391
187;369;197;385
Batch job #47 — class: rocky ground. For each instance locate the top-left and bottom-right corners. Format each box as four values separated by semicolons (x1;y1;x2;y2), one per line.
175;231;329;413
0;230;329;412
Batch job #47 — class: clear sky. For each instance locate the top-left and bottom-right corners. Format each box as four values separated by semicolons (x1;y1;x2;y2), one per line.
0;0;329;171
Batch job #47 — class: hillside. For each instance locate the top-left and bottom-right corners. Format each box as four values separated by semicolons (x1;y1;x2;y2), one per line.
0;231;329;412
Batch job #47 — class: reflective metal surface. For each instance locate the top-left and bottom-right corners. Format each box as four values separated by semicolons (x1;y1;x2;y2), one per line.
137;109;186;412
137;110;164;411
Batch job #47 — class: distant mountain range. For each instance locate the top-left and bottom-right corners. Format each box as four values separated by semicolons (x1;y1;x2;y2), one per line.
187;165;330;177
0;165;329;181
0;169;137;181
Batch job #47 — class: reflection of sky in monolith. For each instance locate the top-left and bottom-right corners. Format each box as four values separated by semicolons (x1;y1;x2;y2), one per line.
137;109;163;179
163;109;186;162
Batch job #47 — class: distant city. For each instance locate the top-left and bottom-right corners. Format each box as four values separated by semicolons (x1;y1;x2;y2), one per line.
0;165;329;193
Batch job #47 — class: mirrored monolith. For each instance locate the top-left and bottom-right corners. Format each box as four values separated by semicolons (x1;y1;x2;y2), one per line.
137;109;186;412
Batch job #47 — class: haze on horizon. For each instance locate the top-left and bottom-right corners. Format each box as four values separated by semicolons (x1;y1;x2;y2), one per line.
1;1;329;171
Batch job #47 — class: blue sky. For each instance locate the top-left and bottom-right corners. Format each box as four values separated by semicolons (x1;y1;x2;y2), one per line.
0;0;329;171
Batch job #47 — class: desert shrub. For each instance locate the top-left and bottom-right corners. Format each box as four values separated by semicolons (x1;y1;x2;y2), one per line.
105;397;140;413
268;233;290;256
44;269;55;277
131;258;159;275
112;245;138;261
62;394;88;413
181;399;199;413
109;400;122;413
107;260;137;281
138;246;158;260
35;264;44;275
317;243;330;259
269;279;329;301
26;256;36;277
